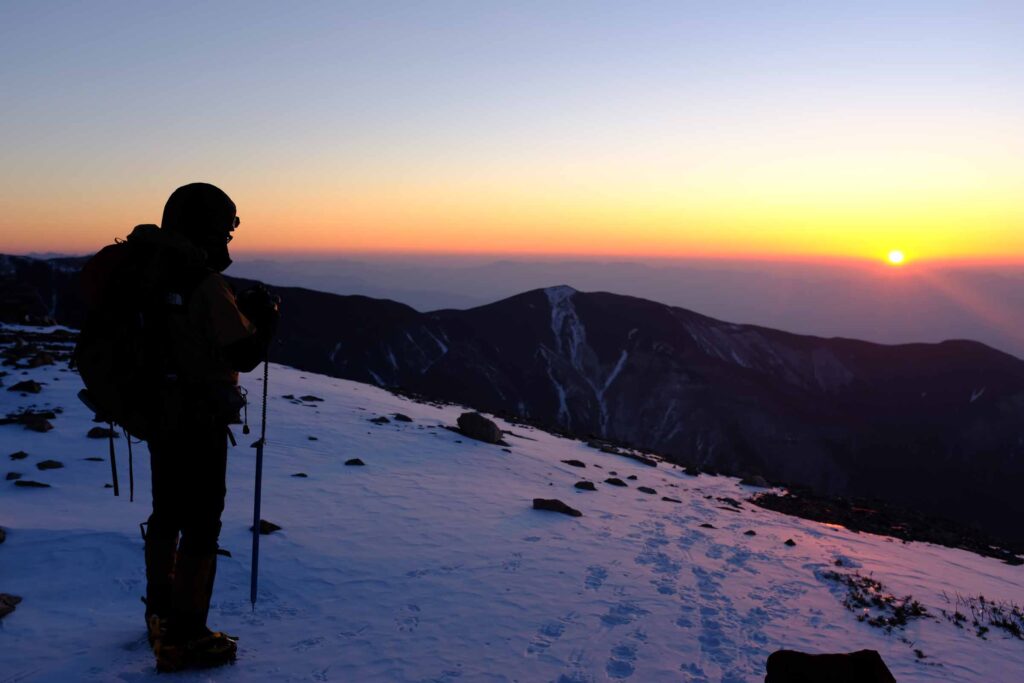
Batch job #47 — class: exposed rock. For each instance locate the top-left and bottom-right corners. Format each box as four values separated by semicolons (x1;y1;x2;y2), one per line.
7;379;42;393
26;418;53;432
661;496;682;503
27;352;55;367
291;472;308;478
740;474;770;488
281;394;295;399
532;498;582;517
456;412;503;444
36;459;63;470
626;475;637;481
251;519;282;534
574;481;597;491
345;458;365;466
765;649;896;683
392;413;413;422
83;456;104;462
9;451;28;460
0;527;5;543
637;486;657;495
784;538;797;546
745;530;757;536
87;426;117;439
6;472;21;480
604;477;627;487
216;548;232;558
103;483;112;488
716;496;743;509
699;523;715;529
561;459;586;468
368;416;390;425
14;480;50;488
0;593;23;619
683;466;701;476
307;436;318;441
619;451;658;467
299;395;324;402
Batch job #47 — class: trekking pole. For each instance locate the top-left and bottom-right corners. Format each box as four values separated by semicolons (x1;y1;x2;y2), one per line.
250;355;270;610
107;422;120;497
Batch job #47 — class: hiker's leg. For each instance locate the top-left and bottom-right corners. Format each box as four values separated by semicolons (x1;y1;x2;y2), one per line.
173;426;228;635
145;436;182;620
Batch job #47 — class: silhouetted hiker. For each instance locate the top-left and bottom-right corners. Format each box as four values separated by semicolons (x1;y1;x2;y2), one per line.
75;182;279;671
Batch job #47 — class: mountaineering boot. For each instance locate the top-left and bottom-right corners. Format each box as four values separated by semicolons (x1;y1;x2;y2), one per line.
155;550;237;671
144;533;178;644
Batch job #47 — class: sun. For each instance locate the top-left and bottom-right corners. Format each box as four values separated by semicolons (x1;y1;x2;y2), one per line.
887;250;906;266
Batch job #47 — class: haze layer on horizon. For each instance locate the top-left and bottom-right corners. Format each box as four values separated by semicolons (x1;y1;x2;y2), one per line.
2;2;1022;263
226;254;1024;360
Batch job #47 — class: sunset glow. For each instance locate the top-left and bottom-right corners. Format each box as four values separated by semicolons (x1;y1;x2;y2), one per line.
0;3;1021;264
888;250;906;266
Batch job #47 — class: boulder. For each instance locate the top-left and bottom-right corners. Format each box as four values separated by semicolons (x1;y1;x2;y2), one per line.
699;523;715;529
765;649;896;683
561;459;586;468
345;458;365;466
87;426;118;439
6;472;21;481
604;478;627;487
84;457;104;462
299;395;324;402
7;380;42;394
251;519;281;535
9;451;28;460
457;412;503;444
744;530;757;536
532;498;582;517
661;496;682;503
740;474;770;488
784;538;796;546
368;416;390;425
574;481;597;491
36;459;63;470
0;594;23;619
291;472;308;478
392;413;413;422
14;480;50;488
637;486;657;495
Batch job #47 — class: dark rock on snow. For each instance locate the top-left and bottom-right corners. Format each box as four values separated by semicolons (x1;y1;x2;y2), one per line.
14;480;50;488
7;379;42;393
740;474;770;488
392;413;413;422
784;538;797;546
216;548;232;558
532;498;582;517
745;529;757;536
561;459;586;468
637;486;657;495
699;523;715;529
291;472;308;478
0;593;23;619
765;649;896;683
604;478;627;487
87;426;118;439
661;496;681;503
626;475;637;481
36;459;63;470
251;520;282;535
299;395;324;402
456;412;503;444
84;456;104;462
6;472;21;480
345;458;365;466
574;481;597;491
368;416;390;425
9;451;28;460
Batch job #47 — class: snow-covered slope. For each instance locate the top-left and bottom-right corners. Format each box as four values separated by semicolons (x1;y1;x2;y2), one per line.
2;328;1022;682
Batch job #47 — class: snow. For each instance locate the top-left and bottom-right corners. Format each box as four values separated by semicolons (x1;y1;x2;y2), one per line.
2;328;1024;682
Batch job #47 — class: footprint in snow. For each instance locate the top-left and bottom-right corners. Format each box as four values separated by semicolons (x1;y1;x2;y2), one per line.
584;565;608;590
605;642;638;679
395;603;421;632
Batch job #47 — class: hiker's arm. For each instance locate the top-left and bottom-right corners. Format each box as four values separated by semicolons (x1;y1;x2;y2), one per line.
223;284;280;372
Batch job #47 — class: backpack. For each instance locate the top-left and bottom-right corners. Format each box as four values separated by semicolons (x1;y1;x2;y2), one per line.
74;225;209;440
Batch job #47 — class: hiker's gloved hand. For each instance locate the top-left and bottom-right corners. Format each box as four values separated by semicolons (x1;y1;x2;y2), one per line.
238;284;280;335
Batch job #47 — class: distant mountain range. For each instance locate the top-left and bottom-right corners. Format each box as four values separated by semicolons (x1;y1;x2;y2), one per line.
4;252;1024;542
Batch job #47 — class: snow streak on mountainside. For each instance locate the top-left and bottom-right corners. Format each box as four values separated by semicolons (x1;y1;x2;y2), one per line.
2;326;1023;682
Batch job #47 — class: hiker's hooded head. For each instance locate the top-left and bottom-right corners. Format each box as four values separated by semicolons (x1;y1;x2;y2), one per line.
161;183;238;272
